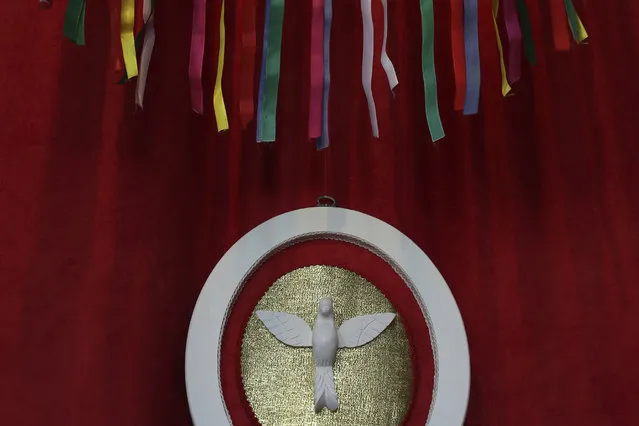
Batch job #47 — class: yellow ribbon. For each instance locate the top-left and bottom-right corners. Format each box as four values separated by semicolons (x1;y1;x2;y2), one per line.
214;0;229;131
120;0;138;78
574;16;588;43
492;0;511;97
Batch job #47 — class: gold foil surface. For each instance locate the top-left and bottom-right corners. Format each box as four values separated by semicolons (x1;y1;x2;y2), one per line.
241;266;413;426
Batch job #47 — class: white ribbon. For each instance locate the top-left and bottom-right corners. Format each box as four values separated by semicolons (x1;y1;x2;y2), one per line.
380;0;398;90
135;0;155;108
361;0;379;138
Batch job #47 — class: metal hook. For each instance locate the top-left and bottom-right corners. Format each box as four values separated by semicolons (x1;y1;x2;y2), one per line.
317;195;337;207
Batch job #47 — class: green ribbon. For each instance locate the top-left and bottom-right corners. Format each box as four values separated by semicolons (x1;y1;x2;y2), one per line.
63;0;86;46
515;0;537;65
259;0;285;142
419;0;444;141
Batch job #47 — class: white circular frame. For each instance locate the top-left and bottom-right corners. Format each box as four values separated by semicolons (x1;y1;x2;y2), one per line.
185;207;470;425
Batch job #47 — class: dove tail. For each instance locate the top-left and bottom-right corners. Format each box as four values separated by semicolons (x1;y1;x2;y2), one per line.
314;366;339;412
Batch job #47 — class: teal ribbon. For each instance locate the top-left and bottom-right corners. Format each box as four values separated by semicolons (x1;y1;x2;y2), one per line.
256;0;271;141
63;0;86;46
420;0;444;141
515;0;537;65
259;0;286;142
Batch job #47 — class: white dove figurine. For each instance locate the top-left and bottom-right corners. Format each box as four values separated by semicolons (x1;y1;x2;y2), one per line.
255;296;396;412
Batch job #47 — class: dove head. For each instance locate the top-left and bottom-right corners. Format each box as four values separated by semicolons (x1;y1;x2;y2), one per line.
318;297;334;316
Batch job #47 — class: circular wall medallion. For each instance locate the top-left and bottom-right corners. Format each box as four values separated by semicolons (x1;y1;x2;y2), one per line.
185;207;470;425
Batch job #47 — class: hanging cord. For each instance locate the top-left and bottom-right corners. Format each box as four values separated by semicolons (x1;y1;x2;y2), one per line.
317;145;335;207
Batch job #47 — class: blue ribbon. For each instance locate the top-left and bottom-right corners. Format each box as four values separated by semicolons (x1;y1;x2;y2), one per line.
463;0;480;115
256;0;271;142
317;0;332;150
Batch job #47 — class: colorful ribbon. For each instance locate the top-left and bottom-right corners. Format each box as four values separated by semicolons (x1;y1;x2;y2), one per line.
189;0;207;114
109;0;124;76
420;0;444;141
463;0;480;115
214;0;229;131
121;0;138;79
135;0;155;108
380;0;398;91
258;0;285;142
317;0;332;150
515;0;537;65
256;0;271;141
309;0;325;140
564;0;588;44
492;0;512;97
361;0;378;138
450;0;466;111
63;0;86;46
503;0;522;83
239;0;257;128
550;0;571;51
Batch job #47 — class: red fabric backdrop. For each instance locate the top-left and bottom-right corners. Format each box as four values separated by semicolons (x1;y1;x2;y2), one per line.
1;1;638;425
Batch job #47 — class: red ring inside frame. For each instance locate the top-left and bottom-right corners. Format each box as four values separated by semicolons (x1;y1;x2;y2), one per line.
220;239;434;425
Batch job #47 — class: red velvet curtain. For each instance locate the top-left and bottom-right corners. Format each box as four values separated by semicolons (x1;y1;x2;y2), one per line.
1;1;638;425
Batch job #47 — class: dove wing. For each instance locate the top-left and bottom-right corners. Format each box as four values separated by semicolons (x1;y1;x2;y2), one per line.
337;313;396;348
255;311;312;347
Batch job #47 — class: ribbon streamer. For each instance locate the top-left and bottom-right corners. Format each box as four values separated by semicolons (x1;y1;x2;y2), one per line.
121;0;138;79
420;0;444;141
109;0;124;76
214;0;229;131
450;0;466;111
492;0;512;97
256;0;271;141
63;0;86;46
380;0;398;91
189;0;207;114
361;0;378;138
317;0;332;150
239;0;257;128
564;0;588;44
503;0;522;83
463;0;480;115
515;0;537;65
135;0;155;108
549;0;570;51
258;0;285;142
309;0;325;139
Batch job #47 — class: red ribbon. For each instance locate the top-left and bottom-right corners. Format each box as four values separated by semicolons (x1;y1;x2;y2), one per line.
549;0;570;51
239;0;257;128
109;0;124;76
309;0;324;139
450;0;466;111
134;0;143;34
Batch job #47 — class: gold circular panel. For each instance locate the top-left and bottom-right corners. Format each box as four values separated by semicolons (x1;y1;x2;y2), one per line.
241;265;413;426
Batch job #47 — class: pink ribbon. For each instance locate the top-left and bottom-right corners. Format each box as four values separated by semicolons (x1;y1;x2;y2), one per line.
189;0;207;114
309;0;324;139
503;0;522;83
